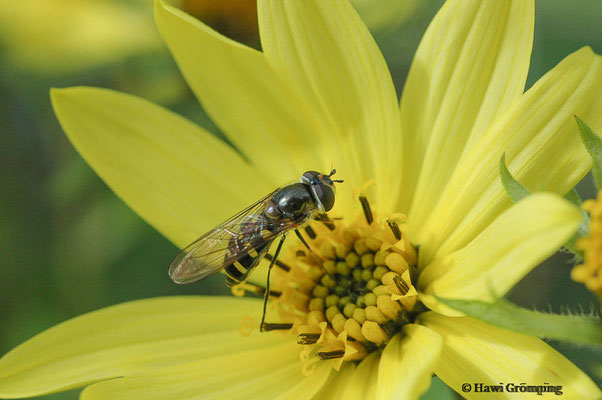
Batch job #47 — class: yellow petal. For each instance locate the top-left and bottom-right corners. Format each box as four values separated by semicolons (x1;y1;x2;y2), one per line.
312;363;356;400
258;0;402;213
420;47;602;264
377;324;442;399
419;193;581;314
154;1;326;185
0;296;282;398
51;87;271;248
420;313;602;399
400;0;533;215
340;352;380;400
81;342;331;400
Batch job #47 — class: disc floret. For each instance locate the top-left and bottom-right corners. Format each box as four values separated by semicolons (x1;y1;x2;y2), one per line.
269;209;419;373
572;191;602;296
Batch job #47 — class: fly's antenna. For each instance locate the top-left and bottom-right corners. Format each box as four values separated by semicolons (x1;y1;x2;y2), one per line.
328;168;344;183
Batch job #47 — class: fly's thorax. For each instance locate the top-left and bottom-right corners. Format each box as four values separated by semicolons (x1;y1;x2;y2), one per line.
267;212;419;374
267;183;317;219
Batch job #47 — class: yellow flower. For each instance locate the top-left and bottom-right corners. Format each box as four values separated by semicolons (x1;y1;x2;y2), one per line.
180;0;418;43
0;0;160;74
573;190;602;296
178;0;259;44
2;0;602;399
0;0;415;75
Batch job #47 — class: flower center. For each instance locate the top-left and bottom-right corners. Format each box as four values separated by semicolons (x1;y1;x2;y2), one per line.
261;196;420;373
572;190;602;296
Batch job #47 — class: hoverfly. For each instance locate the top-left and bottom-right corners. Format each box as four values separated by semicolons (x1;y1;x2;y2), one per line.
169;170;343;300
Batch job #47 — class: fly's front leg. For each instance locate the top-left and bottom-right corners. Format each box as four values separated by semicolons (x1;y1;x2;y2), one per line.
260;234;286;332
295;228;313;252
313;212;338;230
295;228;334;278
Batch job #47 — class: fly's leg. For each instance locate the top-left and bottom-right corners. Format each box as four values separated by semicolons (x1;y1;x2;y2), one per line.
313;212;339;230
295;228;313;252
295;228;334;278
260;234;286;332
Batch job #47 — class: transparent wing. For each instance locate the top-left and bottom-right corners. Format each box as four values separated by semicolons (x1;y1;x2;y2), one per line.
168;189;298;284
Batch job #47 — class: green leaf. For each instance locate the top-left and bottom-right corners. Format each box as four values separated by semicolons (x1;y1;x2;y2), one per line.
564;232;585;262
498;156;587;259
420;377;456;400
564;188;583;207
499;153;530;202
437;297;602;345
575;115;602;189
563;188;588;261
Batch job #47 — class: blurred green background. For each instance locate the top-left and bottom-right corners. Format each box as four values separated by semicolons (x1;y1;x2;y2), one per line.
1;1;601;399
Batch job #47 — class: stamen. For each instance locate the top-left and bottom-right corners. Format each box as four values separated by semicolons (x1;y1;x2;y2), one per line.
317;349;345;360
393;274;410;295
264;253;291;272
245;282;265;295
386;219;402;240
304;225;317;239
320;220;336;230
261;323;293;331
266;203;419;371
297;333;321;345
235;282;282;297
239;316;255;337
359;195;373;225
572;191;602;296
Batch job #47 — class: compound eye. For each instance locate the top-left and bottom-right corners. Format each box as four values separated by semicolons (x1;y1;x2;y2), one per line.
302;171;321;184
314;183;335;211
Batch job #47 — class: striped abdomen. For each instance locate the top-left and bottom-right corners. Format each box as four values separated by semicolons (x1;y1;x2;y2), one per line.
224;215;277;287
224;238;272;287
